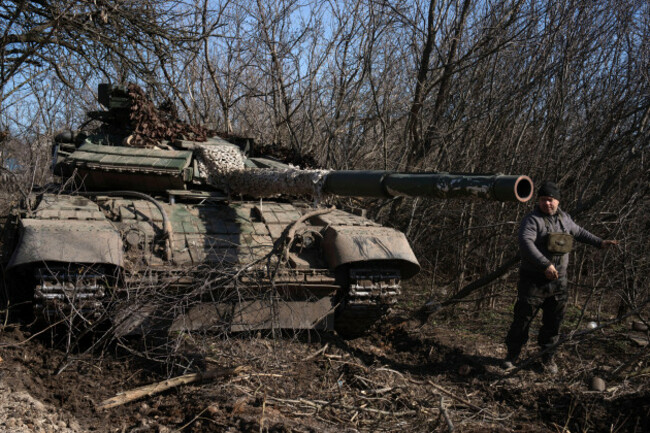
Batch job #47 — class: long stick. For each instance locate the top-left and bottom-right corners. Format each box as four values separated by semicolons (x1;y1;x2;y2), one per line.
417;254;519;322
98;366;246;409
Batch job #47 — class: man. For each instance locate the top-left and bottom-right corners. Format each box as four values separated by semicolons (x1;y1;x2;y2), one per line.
504;181;617;374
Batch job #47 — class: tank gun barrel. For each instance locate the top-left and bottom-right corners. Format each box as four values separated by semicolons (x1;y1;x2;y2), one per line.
323;171;533;202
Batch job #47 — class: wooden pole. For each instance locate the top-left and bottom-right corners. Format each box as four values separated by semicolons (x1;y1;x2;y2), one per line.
98;366;247;409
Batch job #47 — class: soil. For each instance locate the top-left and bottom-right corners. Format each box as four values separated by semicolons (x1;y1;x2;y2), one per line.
0;290;648;433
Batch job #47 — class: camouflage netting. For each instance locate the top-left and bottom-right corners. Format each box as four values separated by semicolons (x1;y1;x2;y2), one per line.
195;144;330;197
194;143;246;174
222;167;331;197
124;83;330;197
127;84;211;148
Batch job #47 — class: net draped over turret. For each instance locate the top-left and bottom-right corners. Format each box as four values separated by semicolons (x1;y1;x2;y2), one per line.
1;83;533;337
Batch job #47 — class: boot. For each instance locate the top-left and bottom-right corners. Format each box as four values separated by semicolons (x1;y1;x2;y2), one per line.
502;353;518;370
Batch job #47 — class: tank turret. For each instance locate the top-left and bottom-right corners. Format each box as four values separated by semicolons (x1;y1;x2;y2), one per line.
53;135;532;203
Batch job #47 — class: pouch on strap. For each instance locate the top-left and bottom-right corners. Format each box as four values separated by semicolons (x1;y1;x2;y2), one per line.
544;212;573;255
547;232;573;254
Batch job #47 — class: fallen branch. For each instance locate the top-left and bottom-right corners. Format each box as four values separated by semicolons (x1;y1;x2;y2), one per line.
98;366;247;409
427;380;496;418
417;255;519;322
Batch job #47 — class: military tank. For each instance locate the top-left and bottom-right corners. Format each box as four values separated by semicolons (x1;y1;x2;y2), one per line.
0;84;533;337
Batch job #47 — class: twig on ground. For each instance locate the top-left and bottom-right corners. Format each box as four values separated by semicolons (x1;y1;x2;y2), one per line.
265;396;418;417
303;343;329;361
428;380;496;418
439;395;454;432
610;346;650;378
172;405;213;432
0;318;66;348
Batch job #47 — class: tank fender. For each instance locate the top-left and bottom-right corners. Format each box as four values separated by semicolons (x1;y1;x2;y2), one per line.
321;225;420;279
7;219;123;269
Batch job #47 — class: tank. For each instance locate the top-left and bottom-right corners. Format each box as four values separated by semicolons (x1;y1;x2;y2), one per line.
0;84;534;337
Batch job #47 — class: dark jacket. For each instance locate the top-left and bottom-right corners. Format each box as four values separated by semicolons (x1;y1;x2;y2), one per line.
518;206;603;276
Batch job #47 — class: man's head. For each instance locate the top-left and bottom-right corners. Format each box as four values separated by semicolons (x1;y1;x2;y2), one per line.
537;181;560;215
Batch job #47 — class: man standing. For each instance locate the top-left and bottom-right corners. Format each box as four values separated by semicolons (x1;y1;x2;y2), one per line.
504;181;617;374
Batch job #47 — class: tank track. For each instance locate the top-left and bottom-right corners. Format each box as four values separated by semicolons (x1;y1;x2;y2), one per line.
334;268;401;337
33;266;108;324
30;264;401;335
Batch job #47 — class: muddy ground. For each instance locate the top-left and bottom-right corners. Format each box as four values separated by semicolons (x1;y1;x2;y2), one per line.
0;289;648;433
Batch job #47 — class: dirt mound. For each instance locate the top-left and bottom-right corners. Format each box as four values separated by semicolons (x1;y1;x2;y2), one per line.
0;303;648;432
0;328;82;433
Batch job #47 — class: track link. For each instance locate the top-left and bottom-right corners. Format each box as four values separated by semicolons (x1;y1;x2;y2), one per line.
334;268;401;337
33;266;108;324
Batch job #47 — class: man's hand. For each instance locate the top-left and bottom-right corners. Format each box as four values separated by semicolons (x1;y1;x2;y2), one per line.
545;264;559;280
601;240;619;249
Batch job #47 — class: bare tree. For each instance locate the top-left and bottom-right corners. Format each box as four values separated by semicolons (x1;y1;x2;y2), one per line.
1;0;206;99
1;0;648;318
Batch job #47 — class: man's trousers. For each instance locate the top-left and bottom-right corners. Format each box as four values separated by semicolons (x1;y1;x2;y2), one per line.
505;270;568;361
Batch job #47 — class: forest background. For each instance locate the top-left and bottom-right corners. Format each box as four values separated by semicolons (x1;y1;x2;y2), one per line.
1;0;648;322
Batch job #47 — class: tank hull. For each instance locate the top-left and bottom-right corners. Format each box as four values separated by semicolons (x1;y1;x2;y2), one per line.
1;192;418;336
